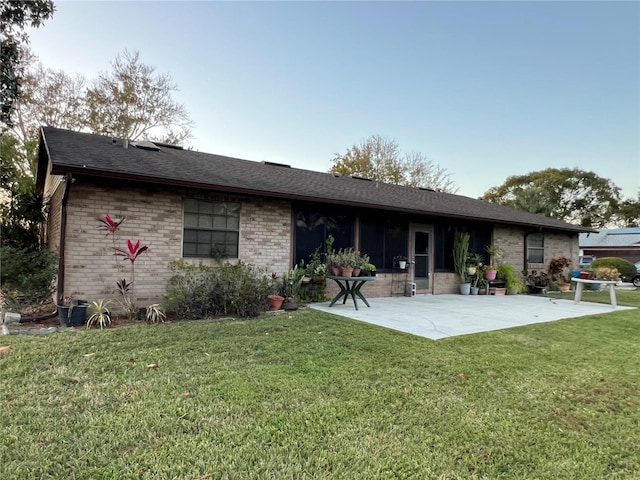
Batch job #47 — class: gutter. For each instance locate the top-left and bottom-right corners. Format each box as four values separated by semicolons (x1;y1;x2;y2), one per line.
56;173;73;305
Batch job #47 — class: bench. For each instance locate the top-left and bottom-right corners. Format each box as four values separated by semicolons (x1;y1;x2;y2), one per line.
570;277;619;308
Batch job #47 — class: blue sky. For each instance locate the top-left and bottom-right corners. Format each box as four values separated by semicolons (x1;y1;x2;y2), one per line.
27;1;639;200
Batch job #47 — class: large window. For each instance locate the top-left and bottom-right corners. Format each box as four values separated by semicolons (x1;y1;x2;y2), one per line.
433;223;491;271
183;199;240;258
293;206;354;265
527;233;544;263
360;217;409;271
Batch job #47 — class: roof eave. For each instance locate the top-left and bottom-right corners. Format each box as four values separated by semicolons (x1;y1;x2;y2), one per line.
50;164;592;234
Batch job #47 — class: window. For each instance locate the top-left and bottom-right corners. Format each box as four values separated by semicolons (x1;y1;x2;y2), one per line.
293;205;354;264
359;217;409;271
183;199;240;258
527;233;544;263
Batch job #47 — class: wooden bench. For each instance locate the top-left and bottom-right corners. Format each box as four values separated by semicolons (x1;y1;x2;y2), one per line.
570;277;619;308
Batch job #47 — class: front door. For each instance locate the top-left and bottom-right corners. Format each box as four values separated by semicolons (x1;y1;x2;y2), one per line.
412;227;432;293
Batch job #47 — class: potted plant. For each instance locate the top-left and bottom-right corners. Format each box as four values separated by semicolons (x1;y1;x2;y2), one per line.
453;231;471;294
484;245;501;281
338;248;357;277
363;262;377;277
548;257;572;292
497;263;525;294
394;256;408;270
282;265;305;310
591;267;620;291
526;270;549;294
467;253;484;294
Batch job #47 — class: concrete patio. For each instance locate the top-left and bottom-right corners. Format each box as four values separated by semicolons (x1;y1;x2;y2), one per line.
309;293;635;340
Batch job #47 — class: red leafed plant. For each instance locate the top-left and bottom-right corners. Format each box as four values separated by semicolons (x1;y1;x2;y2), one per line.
97;213;149;319
114;239;149;264
97;213;125;235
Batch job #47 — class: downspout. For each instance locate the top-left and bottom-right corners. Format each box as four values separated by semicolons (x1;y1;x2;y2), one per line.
56;173;73;305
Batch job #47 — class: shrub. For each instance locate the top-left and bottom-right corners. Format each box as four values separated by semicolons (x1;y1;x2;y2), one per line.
0;246;57;309
590;257;636;281
165;260;272;319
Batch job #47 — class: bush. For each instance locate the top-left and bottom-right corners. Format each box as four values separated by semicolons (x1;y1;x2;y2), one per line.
590;257;636;281
165;260;272;319
0;246;57;309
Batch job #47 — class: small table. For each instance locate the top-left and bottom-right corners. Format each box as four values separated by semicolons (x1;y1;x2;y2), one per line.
571;277;619;308
326;275;376;310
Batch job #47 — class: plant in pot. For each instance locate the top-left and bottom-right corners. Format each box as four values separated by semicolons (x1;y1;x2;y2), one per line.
453;231;471;294
591;267;620;291
548;257;572;292
497;263;525;295
484;245;501;281
338;248;357;277
363;262;377;277
467;253;484;294
282;265;305;310
526;270;549;294
394;256;408;270
267;272;285;310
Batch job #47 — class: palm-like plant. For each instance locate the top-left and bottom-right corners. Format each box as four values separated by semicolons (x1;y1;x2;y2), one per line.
87;299;112;329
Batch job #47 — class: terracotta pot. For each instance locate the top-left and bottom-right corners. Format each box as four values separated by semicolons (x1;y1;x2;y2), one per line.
352;268;361;277
559;283;571;292
340;267;354;277
267;294;284;310
330;265;340;276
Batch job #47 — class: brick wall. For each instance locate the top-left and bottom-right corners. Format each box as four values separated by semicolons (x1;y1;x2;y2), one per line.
493;226;579;275
59;180;292;308
239;198;291;275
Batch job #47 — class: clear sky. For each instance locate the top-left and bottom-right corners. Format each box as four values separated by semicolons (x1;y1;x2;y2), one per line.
26;0;640;200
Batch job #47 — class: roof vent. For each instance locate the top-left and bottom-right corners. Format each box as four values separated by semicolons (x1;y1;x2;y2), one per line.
131;140;161;151
419;187;436;192
350;175;372;182
152;141;183;150
332;172;341;177
262;161;291;168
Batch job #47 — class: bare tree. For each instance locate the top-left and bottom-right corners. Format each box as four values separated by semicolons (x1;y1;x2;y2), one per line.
330;134;457;192
403;151;457;192
85;50;193;143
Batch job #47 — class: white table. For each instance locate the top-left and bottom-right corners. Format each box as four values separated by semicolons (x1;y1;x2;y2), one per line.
571;277;619;308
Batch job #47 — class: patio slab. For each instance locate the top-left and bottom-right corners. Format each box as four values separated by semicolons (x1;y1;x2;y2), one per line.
309;294;635;340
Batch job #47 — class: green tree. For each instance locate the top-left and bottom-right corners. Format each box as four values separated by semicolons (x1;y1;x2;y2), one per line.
0;0;55;127
483;168;621;228
86;50;194;143
329;134;457;193
614;194;640;227
0;132;42;249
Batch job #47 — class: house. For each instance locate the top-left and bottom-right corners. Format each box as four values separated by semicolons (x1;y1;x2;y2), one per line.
579;228;640;264
36;127;594;306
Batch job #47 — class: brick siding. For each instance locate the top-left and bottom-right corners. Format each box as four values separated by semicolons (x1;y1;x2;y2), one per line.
45;176;580;307
50;179;291;309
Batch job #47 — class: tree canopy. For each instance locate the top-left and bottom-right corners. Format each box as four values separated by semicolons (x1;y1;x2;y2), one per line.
329;134;457;193
0;0;55;127
86;50;193;144
482;168;622;228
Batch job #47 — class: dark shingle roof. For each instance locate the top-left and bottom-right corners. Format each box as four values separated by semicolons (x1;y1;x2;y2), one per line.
37;127;593;233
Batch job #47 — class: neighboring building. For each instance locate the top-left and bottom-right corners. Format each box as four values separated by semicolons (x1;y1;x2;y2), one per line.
579;228;640;264
36;127;593;306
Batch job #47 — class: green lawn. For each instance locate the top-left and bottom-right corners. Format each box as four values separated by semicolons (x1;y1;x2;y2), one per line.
1;292;639;479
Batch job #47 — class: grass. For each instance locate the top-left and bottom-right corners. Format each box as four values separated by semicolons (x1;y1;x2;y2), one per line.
1;291;639;479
